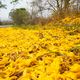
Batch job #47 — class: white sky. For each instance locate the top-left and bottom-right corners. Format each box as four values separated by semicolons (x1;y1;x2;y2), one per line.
0;0;51;21
0;0;31;21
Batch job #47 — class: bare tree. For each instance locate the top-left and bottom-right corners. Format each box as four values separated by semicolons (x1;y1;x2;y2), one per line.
31;0;48;17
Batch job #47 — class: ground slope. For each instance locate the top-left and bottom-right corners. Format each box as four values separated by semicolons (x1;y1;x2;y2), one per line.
0;27;80;80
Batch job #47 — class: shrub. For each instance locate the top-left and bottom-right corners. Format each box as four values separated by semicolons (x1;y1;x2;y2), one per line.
70;18;80;26
9;8;31;25
61;17;80;28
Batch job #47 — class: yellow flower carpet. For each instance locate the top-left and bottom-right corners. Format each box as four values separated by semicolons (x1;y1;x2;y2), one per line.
0;27;80;80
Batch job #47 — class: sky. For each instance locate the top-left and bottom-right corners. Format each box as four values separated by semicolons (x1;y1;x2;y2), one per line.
0;0;31;21
0;0;51;21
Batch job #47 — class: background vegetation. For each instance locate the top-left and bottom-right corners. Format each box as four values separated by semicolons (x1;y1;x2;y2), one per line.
0;0;80;28
0;1;80;80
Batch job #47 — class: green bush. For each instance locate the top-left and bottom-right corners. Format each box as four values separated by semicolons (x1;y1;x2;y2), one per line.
9;8;31;25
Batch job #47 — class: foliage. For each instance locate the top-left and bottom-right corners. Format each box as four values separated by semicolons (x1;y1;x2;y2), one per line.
61;17;80;27
11;0;19;3
9;8;31;25
0;1;6;9
70;18;80;26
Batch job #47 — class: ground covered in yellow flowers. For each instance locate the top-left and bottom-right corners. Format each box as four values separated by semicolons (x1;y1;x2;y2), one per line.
0;27;80;80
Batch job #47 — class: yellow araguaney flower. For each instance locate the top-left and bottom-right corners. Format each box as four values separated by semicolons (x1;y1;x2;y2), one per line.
0;26;80;80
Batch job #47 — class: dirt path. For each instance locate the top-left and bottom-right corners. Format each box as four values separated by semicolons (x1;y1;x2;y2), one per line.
0;25;12;28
